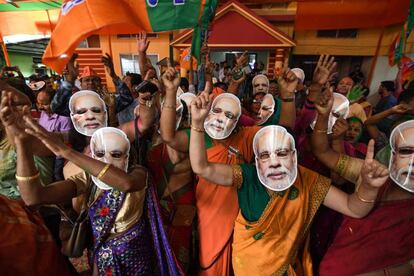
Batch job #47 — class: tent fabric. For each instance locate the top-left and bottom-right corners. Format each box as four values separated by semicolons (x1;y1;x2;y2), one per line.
295;0;410;31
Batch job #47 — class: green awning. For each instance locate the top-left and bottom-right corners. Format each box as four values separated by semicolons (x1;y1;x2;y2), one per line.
0;1;61;12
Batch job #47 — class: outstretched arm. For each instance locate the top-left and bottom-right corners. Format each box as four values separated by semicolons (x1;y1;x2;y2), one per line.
311;88;341;170
137;32;150;78
159;66;189;152
323;140;388;218
189;93;233;185
24;116;147;193
278;65;299;129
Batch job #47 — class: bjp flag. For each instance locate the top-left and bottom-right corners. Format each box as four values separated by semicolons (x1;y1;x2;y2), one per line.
43;0;218;73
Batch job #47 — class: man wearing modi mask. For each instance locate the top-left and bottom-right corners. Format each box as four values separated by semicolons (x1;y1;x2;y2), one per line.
389;120;414;192
69;90;107;136
189;117;389;275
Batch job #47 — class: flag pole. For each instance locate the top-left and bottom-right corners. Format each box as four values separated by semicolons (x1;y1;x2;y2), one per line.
367;27;385;87
0;33;11;66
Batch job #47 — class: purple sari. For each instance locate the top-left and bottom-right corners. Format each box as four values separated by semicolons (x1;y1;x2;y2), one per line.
88;186;182;276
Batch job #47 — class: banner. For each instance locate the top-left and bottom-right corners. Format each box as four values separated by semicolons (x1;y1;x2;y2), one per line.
43;0;217;73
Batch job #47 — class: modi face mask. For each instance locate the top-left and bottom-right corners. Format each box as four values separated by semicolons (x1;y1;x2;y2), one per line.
311;93;350;134
256;94;275;125
90;127;130;190
389;120;414;193
179;92;196;128
69;90;107;136
204;93;241;140
252;74;269;95
253;125;297;191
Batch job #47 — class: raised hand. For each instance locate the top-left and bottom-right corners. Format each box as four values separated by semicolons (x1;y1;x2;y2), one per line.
313;54;336;86
315;86;334;116
190;93;213;127
23;115;70;157
347;84;366;103
137;32;150;53
278;65;298;98
101;53;116;78
235;51;248;68
360;139;389;188
63;53;79;83
0;91;31;142
162;67;180;92
331;118;348;140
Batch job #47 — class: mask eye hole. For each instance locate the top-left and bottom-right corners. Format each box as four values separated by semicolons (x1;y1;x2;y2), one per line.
95;150;105;158
397;147;414;156
75;108;87;115
110;151;123;159
259;152;270;160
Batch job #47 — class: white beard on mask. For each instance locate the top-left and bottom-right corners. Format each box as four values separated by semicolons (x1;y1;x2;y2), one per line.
253;125;298;191
90;127;130;190
69;90;108;137
203;93;241;140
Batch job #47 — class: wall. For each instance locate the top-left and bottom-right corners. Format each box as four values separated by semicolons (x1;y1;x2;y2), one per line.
8;52;35;77
100;33;171;90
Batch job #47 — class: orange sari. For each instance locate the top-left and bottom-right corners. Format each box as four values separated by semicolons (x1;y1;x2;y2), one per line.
0;195;70;275
196;126;260;275
232;167;331;276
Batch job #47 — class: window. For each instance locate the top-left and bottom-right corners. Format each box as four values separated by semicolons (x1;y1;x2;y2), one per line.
317;29;358;38
120;54;159;76
117;33;158;39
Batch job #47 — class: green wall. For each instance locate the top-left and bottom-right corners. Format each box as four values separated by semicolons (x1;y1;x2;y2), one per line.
9;52;35;77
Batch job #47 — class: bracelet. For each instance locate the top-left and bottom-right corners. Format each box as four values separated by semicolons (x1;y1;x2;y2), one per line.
97;164;111;180
16;171;40;182
280;97;294;102
191;125;205;133
356;184;376;203
314;128;328;133
163;104;176;110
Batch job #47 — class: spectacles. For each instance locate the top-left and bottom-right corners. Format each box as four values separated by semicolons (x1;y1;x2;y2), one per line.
258;149;294;161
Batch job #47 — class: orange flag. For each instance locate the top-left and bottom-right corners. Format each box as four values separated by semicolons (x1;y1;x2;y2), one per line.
43;0;217;73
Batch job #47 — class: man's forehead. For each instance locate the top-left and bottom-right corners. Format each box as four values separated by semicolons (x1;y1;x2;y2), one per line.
254;76;268;84
257;130;292;149
94;132;129;151
214;97;239;111
395;127;414;146
74;94;103;107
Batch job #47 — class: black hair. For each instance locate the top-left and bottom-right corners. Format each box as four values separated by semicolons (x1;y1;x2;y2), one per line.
398;88;414;104
126;72;142;86
180;77;189;91
3;77;35;104
381;80;395;92
362;85;370;98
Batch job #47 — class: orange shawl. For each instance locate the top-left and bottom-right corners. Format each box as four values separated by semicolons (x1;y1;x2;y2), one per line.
197;126;259;275
232;167;331;276
0;195;70;275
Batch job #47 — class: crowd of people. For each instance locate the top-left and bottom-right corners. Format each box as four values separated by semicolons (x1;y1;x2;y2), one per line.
1;32;414;276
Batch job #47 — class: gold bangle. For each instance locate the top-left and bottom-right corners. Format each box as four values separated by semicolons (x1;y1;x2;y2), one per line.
191;125;205;133
163;104;176;110
314;129;328;133
97;164;111;180
356;185;376;203
16;172;40;182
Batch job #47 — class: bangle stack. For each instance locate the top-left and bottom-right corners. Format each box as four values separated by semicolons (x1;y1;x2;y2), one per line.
314;129;328;133
163;104;176;110
16;171;40;182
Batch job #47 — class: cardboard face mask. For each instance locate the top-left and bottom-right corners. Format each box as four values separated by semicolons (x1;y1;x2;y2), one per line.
69;90;107;136
253;125;297;191
256;94;275;125
90;127;130;190
389;120;414;193
310;93;350;134
204;93;241;140
252;74;269;95
179;92;196;128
